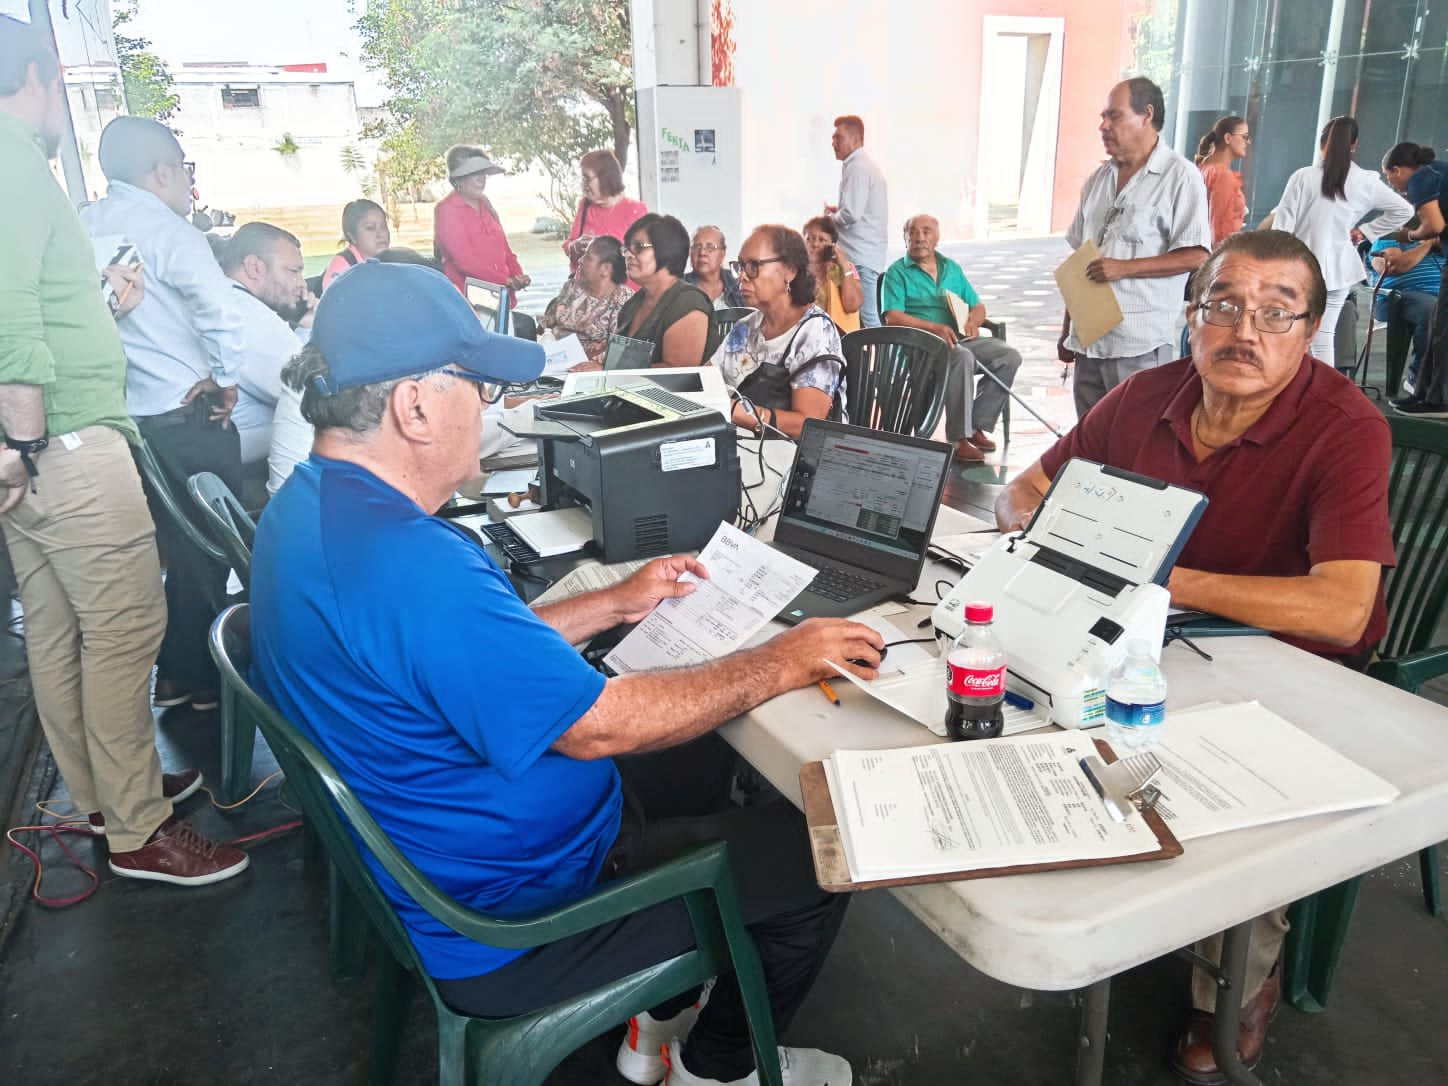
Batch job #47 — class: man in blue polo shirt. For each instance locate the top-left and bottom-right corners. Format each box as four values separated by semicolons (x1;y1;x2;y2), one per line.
881;214;1022;462
1369;234;1443;398
249;261;884;1086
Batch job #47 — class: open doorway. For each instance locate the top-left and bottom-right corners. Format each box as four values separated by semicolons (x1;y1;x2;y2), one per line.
975;16;1064;238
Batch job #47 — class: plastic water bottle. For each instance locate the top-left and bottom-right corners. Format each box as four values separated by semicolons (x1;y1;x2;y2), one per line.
944;601;1006;741
1104;639;1167;751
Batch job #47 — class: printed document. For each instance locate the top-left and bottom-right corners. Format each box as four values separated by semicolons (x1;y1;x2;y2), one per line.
827;733;1160;881
1149;702;1399;840
530;558;650;608
605;523;816;673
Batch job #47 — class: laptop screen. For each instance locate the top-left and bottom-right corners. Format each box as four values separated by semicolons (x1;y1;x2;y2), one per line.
776;420;952;570
465;278;511;334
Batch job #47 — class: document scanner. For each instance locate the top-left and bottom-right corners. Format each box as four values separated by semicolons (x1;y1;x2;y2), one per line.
503;383;740;564
932;459;1207;729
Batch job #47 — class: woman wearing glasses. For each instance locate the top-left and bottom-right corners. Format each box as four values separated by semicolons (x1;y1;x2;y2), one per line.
1195;116;1250;247
683;226;745;309
614;213;719;365
712;225;845;438
1267;116;1411;367
561;149;648;278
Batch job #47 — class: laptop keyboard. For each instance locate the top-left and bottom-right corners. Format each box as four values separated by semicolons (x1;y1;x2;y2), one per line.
807;566;888;603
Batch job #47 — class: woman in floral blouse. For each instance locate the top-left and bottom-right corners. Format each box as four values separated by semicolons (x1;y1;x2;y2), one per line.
538;236;634;368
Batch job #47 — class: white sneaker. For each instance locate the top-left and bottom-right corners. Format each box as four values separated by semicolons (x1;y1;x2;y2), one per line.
662;1037;853;1086
616;980;714;1085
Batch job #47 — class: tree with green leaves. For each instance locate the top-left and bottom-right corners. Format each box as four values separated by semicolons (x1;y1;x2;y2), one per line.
112;11;180;122
357;0;634;216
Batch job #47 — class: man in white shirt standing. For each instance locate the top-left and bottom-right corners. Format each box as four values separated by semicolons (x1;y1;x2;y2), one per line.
1059;78;1212;417
82;116;246;711
826;114;888;328
219;222;311;466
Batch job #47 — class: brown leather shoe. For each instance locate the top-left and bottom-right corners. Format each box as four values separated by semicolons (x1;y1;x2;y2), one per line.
85;770;205;835
969;429;998;451
952;438;987;463
1170;967;1281;1085
108;817;249;886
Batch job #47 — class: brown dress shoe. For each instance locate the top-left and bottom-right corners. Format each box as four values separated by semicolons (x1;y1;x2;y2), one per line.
952;438;987;463
108;817;249;886
1171;967;1281;1085
85;770;205;835
969;429;998;451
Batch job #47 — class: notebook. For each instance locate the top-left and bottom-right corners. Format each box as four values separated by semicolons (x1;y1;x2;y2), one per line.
773;420;954;623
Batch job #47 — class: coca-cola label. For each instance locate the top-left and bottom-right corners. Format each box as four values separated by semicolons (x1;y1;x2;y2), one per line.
946;662;1006;698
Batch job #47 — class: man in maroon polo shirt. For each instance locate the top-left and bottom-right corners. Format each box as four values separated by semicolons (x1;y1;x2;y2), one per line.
996;229;1394;1084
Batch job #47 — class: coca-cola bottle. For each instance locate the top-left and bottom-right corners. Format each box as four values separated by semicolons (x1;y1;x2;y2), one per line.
944;601;1006;741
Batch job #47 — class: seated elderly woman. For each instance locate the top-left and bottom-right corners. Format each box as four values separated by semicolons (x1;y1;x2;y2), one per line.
538;236;634;368
802;215;863;333
712;225;845;438
683;225;745;309
614;213;721;365
322;199;391;291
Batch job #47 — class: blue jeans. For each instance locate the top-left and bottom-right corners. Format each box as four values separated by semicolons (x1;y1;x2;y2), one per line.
856;264;881;328
1375;289;1436;389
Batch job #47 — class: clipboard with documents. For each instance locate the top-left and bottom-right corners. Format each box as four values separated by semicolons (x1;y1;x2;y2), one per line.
800;734;1181;892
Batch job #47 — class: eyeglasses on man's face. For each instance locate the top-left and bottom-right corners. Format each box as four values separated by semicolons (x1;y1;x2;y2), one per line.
1194;300;1310;334
691;242;724;254
730;256;785;279
624;240;655;256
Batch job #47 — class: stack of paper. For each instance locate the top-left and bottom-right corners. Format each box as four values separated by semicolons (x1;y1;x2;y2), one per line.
507;507;594;558
1148;701;1399;840
827;733;1160;881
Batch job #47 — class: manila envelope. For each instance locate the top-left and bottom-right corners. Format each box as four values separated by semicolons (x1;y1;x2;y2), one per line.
1054;239;1124;349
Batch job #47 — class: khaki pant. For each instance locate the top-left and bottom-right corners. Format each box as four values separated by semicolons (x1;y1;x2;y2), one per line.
1191;908;1290;1012
1;426;169;851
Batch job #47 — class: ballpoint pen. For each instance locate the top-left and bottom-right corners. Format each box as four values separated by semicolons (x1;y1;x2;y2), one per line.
817;679;840;706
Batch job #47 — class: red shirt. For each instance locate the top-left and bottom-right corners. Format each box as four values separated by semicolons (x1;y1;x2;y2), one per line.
563;196;648;276
433;191;524;293
1040;356;1394;659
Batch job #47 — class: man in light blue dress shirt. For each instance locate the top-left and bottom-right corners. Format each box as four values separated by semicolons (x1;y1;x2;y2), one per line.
81;116;246;710
827;115;888;328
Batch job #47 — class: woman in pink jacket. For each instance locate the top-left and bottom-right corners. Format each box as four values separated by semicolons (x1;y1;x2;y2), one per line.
562;149;648;278
433;145;531;296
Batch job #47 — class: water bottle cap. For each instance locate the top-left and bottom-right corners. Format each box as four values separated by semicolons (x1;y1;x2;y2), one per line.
964;601;994;623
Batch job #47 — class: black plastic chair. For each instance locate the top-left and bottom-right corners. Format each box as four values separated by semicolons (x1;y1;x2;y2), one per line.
711;306;756;346
210;604;785;1086
839;326;951;437
511;311;538;341
1284;414;1448;1012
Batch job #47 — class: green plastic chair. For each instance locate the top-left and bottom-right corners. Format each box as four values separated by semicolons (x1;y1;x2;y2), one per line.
185;471;258;804
1285;415;1448;1012
209;604;785;1086
840;326;951;437
132;439;228;579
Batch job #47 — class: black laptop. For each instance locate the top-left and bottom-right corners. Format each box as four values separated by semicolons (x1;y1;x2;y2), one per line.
773;420;954;623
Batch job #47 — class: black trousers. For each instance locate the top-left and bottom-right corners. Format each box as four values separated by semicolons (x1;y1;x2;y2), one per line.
135;404;241;688
436;734;850;1081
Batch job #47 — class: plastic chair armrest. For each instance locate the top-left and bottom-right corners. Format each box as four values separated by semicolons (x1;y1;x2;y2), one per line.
1367;646;1448;693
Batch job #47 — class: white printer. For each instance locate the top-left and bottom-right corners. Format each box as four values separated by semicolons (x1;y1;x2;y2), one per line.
933;458;1206;729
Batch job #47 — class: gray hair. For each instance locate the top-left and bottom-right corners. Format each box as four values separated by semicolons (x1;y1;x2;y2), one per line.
1191;230;1328;321
283;343;461;437
97;116;183;184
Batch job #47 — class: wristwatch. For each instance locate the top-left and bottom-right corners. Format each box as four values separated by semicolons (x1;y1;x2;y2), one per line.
5;435;49;491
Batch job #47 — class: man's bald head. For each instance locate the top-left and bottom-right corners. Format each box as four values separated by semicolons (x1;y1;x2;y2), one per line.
98;116;192;215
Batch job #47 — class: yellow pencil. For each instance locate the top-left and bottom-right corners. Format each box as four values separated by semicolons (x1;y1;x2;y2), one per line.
116;262;144;310
817;679;840;706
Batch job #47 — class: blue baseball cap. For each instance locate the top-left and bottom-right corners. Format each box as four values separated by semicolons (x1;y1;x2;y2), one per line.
310;261;544;393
